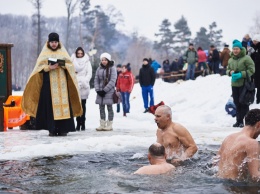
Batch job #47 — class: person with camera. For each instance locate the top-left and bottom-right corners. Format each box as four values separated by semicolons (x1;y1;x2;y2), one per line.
226;39;255;128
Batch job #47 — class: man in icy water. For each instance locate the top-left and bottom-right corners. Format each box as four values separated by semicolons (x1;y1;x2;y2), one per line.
134;143;175;175
217;108;260;181
155;105;198;165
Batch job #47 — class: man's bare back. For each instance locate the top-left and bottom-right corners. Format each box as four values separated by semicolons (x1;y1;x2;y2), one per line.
217;132;256;180
155;106;198;164
134;162;175;175
134;143;175;175
217;109;260;181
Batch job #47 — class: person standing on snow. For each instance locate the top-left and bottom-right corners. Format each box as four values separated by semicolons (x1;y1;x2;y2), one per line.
94;53;117;131
220;44;231;70
138;58;156;113
116;63;135;117
115;64;122;113
183;43;198;80
22;32;82;136
251;34;260;104
226;39;255;128
71;47;92;131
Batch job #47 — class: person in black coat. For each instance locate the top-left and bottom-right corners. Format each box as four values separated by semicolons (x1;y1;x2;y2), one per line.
116;64;122;112
208;45;220;74
139;58;156;113
251;34;260;104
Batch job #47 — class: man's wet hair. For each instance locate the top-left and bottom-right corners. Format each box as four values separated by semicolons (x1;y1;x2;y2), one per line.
148;143;165;157
245;109;260;126
157;105;172;118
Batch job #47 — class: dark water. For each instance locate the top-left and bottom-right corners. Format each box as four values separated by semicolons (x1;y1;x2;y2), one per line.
0;145;260;194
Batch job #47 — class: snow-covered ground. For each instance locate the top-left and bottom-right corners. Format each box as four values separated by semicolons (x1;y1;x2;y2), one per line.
1;74;259;160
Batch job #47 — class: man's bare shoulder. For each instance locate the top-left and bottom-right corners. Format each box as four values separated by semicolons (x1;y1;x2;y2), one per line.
171;122;190;135
134;166;149;175
223;132;258;149
134;164;175;175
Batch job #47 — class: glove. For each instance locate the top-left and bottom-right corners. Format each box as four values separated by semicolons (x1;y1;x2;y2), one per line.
97;90;106;97
247;47;255;56
231;72;242;82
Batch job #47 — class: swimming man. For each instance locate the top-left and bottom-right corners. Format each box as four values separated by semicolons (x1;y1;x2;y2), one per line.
155;105;198;165
217;109;260;181
134;143;175;175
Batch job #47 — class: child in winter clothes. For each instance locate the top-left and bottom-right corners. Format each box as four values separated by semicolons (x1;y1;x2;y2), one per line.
116;64;135;116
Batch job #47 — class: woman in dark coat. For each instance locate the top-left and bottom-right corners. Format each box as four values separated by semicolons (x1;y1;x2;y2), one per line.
94;53;117;131
251;34;260;104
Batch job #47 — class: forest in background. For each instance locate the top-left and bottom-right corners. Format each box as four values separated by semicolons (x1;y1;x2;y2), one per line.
0;0;258;89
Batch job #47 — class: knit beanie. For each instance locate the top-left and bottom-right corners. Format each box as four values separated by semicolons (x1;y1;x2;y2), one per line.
100;52;111;61
48;32;59;42
143;58;149;62
252;34;260;42
232;40;242;49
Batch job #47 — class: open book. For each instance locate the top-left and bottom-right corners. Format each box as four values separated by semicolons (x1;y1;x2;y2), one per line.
48;58;65;66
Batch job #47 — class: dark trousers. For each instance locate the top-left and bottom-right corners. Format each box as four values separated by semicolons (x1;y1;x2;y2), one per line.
232;86;249;123
116;103;120;112
76;99;86;125
212;61;220;74
256;87;260;103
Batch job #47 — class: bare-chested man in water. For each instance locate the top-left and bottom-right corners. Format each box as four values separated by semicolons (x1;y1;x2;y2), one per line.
134;143;175;175
155;105;198;165
217;109;260;182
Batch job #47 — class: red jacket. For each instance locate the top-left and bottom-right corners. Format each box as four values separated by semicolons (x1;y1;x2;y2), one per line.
197;50;207;63
116;71;134;92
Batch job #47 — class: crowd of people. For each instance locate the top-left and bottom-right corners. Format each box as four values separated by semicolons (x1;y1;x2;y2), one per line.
20;32;260;181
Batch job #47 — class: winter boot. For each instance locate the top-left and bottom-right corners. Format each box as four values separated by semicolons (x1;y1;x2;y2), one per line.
76;123;81;131
81;122;85;131
96;119;106;131
76;118;81;131
103;120;113;131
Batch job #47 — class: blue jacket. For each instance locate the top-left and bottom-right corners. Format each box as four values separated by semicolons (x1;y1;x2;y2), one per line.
151;60;161;73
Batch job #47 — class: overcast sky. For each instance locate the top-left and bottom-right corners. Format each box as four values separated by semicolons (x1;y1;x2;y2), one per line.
1;0;259;48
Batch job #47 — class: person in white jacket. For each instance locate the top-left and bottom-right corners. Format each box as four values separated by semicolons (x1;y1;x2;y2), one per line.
71;47;92;131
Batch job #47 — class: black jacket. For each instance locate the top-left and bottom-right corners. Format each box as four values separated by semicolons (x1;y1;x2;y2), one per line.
251;42;260;87
210;49;220;62
139;64;156;87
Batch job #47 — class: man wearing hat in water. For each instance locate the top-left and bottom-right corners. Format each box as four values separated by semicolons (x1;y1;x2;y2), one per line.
134;143;175;175
155;105;198;165
217;109;260;181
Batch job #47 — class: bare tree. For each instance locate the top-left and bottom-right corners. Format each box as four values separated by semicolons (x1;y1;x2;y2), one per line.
65;0;80;48
249;12;260;37
124;33;160;76
29;0;43;56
